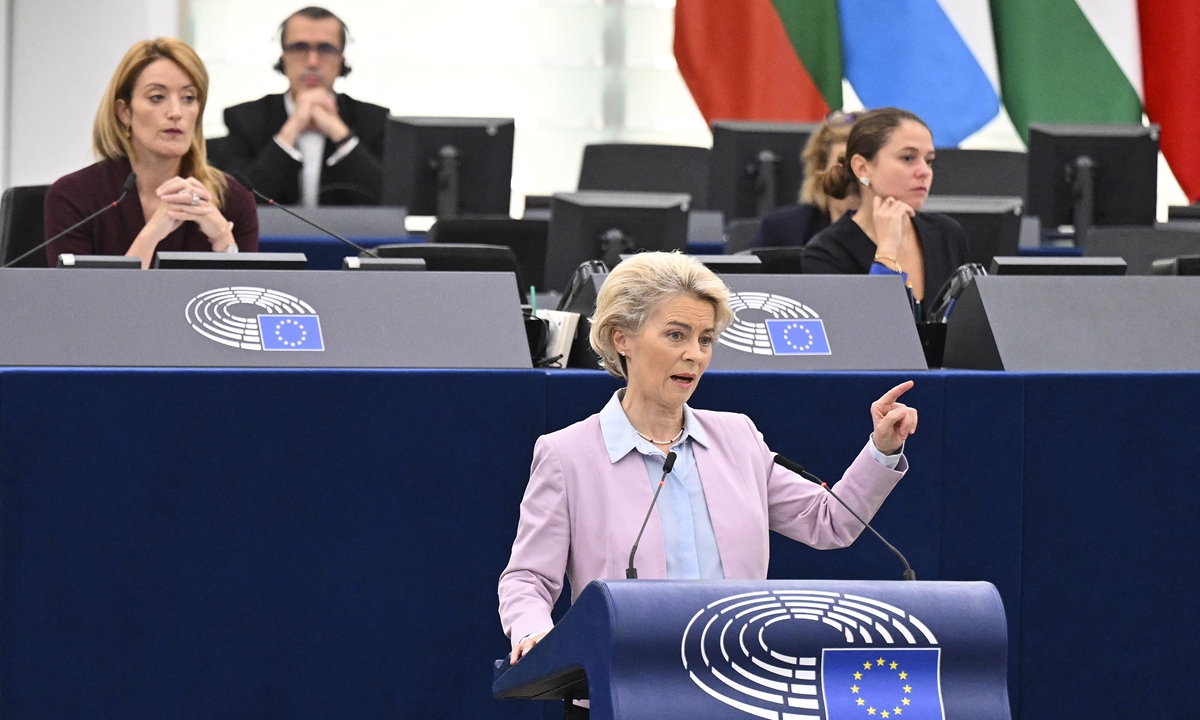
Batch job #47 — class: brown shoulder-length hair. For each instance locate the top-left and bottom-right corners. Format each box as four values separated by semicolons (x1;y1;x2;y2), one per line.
94;38;228;206
818;107;929;201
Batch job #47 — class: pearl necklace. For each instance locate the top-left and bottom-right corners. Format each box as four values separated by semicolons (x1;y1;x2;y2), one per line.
635;425;685;446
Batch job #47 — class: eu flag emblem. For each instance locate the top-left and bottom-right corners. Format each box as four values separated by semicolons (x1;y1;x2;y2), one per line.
765;318;831;355
821;648;943;719
257;314;325;351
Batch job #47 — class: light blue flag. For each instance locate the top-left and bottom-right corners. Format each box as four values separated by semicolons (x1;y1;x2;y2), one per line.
838;0;1000;146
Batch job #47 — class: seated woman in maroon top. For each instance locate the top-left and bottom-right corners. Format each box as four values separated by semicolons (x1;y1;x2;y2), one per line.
45;38;258;268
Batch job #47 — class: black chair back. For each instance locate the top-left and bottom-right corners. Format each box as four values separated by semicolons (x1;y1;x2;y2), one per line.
371;242;526;302
739;246;805;274
0;185;50;268
427;216;549;291
724;218;763;254
578;143;710;208
206;136;233;172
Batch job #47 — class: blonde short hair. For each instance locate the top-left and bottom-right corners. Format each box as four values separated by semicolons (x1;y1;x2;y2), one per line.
589;252;734;379
94;38;228;207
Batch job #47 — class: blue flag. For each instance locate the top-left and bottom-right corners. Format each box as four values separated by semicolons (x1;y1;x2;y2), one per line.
822;648;943;719
257;315;325;351
766;319;831;355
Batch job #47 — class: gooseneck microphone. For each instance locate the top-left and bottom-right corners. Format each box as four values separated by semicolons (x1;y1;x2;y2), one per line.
229;172;380;259
774;453;916;581
3;172;137;269
626;451;677;579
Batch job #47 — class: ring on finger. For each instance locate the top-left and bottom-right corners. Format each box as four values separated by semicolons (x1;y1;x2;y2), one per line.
190;192;200;206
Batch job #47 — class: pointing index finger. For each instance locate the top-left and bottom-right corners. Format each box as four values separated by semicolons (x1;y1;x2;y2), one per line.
881;380;915;404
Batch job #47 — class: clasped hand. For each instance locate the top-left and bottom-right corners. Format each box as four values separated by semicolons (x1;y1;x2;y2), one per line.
870;380;918;455
148;176;232;250
284;87;350;143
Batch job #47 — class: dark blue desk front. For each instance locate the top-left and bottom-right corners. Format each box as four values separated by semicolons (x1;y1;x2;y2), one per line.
0;368;1193;719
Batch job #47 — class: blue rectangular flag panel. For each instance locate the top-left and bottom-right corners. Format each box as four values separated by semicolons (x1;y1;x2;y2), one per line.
822;648;944;720
766;318;831;355
257;314;325;351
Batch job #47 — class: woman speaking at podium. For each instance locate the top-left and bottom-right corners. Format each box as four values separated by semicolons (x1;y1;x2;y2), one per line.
44;38;258;268
499;252;917;671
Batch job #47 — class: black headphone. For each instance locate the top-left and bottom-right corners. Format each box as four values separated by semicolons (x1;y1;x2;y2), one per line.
274;9;352;78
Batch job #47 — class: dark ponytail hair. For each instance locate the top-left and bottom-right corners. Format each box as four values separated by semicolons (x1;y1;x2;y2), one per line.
818;107;930;200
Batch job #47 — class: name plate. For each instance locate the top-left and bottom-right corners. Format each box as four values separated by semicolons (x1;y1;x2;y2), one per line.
712;274;926;371
0;269;530;368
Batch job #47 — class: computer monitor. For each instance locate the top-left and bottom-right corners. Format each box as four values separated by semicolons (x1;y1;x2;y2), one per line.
380;116;514;217
922;195;1023;271
1026;123;1158;240
545;191;690;293
152;252;308;270
989;256;1127;275
1149;255;1200;275
708;120;818;221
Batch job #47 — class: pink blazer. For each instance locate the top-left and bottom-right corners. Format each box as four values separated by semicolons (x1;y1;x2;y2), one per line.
497;408;907;643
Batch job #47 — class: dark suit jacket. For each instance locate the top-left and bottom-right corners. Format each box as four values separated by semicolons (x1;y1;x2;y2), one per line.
752;203;831;248
222;93;389;206
44;157;259;267
802;212;969;301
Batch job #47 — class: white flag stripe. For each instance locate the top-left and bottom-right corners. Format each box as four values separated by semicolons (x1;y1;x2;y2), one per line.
732;661;789;692
907;614;939;644
874;622;894;644
765;616;789;627
798;657;817;666
827;612;859;627
783;713;820;720
837;600;891;621
771;649;800;664
709;591;769;609
721;618;733;662
689;672;779;720
858;625;873;643
784;602;832;610
711;667;784;704
936;0;1000;91
752;655;796;678
722;597;777;614
891;617;918;644
795;669;816;680
843;594;905;616
790;684;818;695
787;697;820;709
700;614;718;666
822;618;843;632
832;606;875;624
1075;0;1143;98
736;602;782;619
773;590;841;597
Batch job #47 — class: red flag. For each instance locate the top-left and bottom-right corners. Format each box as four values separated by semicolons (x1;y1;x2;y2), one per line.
1140;1;1200;202
674;0;830;124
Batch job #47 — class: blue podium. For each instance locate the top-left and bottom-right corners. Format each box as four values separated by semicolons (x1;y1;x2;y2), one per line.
495;580;1010;720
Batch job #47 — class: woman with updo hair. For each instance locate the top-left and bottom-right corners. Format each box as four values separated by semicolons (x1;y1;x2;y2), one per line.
753;111;861;247
499;251;918;691
802;107;968;320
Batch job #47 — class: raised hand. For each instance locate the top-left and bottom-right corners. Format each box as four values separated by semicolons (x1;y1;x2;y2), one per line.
871;194;916;263
870;380;918;455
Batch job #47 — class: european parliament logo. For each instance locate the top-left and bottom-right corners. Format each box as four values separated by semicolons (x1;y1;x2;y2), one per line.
822;649;942;719
719;292;832;356
681;590;944;720
258;315;324;351
185;287;326;352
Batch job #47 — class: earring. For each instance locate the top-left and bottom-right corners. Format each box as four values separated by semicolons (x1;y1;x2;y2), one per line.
860;177;870;187
619;351;626;357
124;125;131;140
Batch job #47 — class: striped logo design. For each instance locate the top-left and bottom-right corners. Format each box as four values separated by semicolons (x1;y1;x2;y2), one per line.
185;287;322;351
681;590;944;720
718;292;830;357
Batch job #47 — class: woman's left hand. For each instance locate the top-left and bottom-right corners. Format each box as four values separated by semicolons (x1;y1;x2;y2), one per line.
871;380;918;455
156;177;234;251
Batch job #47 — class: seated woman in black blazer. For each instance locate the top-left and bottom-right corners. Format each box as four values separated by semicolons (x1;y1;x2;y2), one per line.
803;107;968;321
753;112;860;247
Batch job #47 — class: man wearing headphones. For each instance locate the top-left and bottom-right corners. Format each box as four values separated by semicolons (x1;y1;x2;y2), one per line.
222;6;389;206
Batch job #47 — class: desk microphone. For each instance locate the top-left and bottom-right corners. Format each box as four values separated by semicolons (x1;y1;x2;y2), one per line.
3;172;137;269
773;453;916;581
626;451;677;579
229;172;380;259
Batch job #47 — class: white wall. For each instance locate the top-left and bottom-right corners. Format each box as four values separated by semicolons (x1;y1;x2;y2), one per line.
5;0;179;187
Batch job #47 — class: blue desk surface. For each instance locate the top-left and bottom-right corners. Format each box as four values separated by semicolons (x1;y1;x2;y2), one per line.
0;368;1193;719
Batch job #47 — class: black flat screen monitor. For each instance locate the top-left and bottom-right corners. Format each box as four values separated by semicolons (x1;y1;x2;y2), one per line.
380;116;514;217
1026;123;1158;233
545;191;689;293
989;256;1127;275
922;195;1023;271
153;252;308;270
708;120;817;221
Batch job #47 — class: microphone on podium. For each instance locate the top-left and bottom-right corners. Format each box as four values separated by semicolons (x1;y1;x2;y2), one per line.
228;172;381;259
626;451;677;579
3;172;137;269
773;453;916;581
